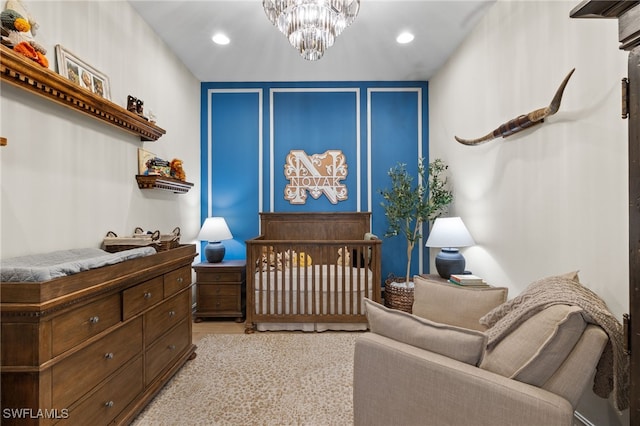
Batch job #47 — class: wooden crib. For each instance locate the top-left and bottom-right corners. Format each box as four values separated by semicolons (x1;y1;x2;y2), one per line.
245;212;382;332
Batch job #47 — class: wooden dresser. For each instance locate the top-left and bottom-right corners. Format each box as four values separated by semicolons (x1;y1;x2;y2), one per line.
0;245;197;425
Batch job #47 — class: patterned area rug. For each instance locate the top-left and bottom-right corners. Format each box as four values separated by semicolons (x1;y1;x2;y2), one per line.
132;332;361;425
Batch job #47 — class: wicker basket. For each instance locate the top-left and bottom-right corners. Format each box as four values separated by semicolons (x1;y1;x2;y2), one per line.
133;227;181;251
384;275;414;313
103;230;160;253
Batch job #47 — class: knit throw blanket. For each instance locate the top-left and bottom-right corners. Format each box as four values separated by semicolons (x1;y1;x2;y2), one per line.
479;275;629;411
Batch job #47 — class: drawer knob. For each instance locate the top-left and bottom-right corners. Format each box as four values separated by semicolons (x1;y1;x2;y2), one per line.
144;292;152;299
168;344;176;350
169;310;176;317
105;401;114;408
89;316;100;324
104;352;114;360
177;277;183;284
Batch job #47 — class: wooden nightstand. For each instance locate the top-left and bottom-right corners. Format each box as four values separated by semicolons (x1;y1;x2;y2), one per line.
193;260;246;322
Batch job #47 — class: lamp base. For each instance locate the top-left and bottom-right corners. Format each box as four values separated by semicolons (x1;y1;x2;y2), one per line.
204;241;225;263
435;248;466;279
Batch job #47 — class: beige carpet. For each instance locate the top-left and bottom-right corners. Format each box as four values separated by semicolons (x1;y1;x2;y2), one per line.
132;332;361;426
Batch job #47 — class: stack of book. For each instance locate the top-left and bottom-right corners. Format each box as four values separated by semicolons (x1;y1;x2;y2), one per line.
449;274;489;288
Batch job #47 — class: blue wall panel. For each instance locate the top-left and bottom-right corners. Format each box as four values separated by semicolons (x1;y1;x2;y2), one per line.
201;81;428;283
271;89;359;212
369;89;424;282
203;90;262;260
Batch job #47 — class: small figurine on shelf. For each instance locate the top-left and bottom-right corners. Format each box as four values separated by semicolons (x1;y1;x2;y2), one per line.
170;158;186;181
1;0;48;67
127;95;137;113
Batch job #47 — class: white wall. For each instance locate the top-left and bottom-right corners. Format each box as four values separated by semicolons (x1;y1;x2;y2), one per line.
429;1;628;424
0;0;201;258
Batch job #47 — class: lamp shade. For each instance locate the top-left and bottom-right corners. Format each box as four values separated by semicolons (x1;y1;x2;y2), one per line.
197;217;233;242
197;217;233;263
425;217;475;248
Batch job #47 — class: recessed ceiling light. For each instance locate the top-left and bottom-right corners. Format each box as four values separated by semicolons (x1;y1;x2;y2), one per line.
212;33;230;45
396;32;414;44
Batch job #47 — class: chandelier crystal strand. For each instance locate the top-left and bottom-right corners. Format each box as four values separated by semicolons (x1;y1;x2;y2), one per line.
263;0;360;61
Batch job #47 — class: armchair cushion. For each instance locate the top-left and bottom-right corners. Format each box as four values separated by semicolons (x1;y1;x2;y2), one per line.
480;304;587;386
364;298;487;365
412;275;508;331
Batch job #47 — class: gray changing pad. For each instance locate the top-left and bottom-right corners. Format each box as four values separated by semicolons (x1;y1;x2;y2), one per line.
1;247;157;282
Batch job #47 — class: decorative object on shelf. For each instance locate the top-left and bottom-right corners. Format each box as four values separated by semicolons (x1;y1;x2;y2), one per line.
197;217;233;263
262;0;360;61
425;217;475;279
145;156;171;177
284;150;347;204
1;45;165;141
0;0;47;67
455;68;575;146
170;158;186;181
138;148;155;174
54;44;111;100
127;95;137;112
135;175;194;193
127;94;146;118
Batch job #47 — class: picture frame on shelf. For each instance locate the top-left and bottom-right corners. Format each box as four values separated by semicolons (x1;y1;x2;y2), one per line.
138;148;156;174
54;45;111;100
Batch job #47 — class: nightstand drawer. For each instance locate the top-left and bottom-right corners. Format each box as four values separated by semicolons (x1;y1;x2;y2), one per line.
199;295;240;312
198;270;243;283
199;283;240;297
122;276;163;320
52;293;121;357
145;290;190;344
52;317;142;409
164;265;191;297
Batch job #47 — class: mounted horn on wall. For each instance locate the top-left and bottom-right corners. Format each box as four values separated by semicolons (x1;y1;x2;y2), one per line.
455;68;575;146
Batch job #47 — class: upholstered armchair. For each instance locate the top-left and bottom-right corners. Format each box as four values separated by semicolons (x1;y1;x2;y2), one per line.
353;274;619;426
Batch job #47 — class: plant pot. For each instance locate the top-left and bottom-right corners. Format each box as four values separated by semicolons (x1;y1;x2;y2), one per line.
384;275;414;313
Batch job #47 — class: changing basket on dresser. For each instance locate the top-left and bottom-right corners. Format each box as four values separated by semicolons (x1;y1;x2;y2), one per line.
0;244;198;426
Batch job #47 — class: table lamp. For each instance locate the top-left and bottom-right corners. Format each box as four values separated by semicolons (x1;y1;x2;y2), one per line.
425;217;475;279
197;217;233;263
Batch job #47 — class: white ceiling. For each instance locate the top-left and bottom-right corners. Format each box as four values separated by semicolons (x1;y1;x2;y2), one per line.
129;0;495;82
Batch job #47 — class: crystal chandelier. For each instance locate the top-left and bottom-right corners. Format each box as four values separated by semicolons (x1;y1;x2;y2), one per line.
263;0;360;61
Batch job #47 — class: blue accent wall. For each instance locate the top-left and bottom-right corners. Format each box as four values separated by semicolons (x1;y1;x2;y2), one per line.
201;81;429;283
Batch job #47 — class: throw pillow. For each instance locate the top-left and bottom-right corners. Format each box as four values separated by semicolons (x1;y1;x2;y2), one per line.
364;298;487;366
412;275;508;331
479;304;587;386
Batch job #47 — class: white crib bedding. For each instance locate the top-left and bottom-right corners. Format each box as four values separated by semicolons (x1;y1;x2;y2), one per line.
253;265;372;331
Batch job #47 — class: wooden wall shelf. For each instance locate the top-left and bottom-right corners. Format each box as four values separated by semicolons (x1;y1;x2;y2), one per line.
136;175;194;193
0;45;166;141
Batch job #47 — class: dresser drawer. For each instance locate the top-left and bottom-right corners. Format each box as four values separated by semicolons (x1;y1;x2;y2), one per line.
122;276;163;320
145;319;190;385
198;270;243;283
145;290;190;344
52;293;121;357
52;318;142;409
60;356;143;426
164;265;191;297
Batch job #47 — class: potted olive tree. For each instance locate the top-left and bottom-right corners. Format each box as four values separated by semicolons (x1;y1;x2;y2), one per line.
380;158;453;311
